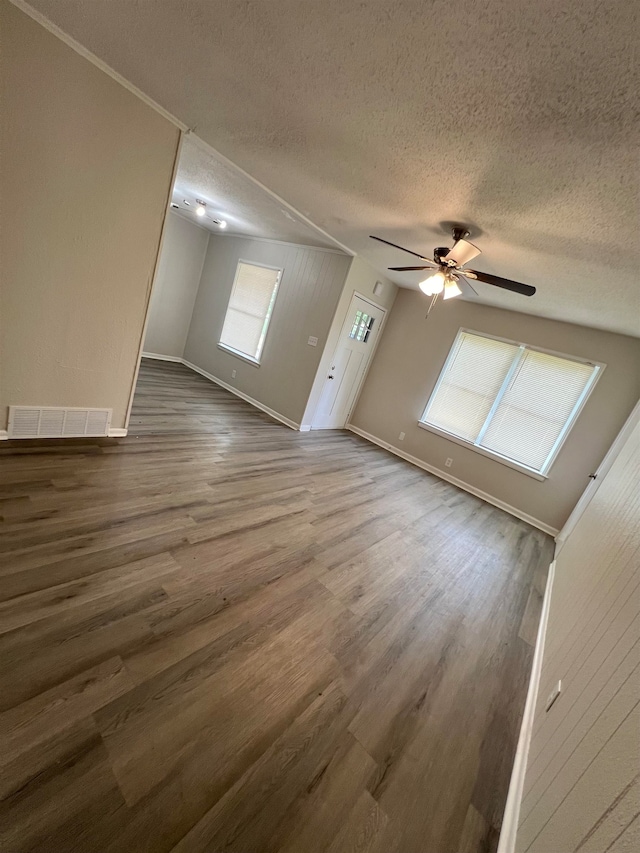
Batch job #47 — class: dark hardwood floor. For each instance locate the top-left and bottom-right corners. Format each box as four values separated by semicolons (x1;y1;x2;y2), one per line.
0;358;553;852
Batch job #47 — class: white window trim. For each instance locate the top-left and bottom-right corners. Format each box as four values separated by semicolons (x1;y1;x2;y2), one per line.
218;259;283;365
216;342;261;367
418;328;605;480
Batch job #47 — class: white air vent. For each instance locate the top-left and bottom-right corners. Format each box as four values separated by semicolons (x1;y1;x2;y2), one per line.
8;406;112;438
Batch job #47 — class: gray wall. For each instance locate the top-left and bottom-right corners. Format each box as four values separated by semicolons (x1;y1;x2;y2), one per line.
515;413;640;852
184;235;352;423
0;1;180;431
351;290;640;532
144;213;209;359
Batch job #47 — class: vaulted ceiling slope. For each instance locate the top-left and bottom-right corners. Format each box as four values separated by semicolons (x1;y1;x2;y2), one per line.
172;135;340;248
21;0;640;336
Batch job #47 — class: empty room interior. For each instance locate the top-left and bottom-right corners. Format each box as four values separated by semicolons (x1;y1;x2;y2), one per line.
1;1;639;852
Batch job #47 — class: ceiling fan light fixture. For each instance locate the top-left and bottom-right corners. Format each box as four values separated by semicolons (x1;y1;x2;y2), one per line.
443;276;463;300
418;270;446;295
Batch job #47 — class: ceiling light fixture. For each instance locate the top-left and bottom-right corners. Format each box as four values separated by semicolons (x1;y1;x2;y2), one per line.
418;270;445;295
211;218;227;229
182;199;191;206
443;276;463;300
196;200;206;217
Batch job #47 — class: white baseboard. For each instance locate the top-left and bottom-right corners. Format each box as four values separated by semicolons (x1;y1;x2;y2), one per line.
299;424;312;432
497;559;557;853
0;430;8;441
141;351;183;363
346;424;559;537
181;359;301;431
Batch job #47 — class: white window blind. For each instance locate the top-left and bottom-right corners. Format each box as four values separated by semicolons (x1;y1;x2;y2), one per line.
421;330;601;476
425;333;519;441
219;261;282;363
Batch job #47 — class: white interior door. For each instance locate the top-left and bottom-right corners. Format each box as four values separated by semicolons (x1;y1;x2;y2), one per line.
312;295;385;429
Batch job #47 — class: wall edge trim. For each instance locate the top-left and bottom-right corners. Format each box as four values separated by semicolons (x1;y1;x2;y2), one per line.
206;230;348;256
181;359;301;431
346;424;559;536
496;559;557;853
108;428;128;437
9;1;189;131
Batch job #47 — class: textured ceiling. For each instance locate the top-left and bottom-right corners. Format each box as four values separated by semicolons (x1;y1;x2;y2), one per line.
171;135;339;248
22;0;640;336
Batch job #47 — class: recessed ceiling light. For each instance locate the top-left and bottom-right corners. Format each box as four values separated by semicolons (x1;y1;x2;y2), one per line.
195;200;206;217
170;203;179;209
211;218;227;229
182;199;191;206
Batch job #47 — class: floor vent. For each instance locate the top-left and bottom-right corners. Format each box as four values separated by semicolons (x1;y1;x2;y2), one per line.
8;406;112;439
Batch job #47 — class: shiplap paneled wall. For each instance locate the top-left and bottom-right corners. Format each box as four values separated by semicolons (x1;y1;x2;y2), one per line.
184;235;351;423
515;418;640;853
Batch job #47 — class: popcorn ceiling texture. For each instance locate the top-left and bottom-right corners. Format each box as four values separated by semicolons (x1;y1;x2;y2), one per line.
25;0;640;336
172;136;339;249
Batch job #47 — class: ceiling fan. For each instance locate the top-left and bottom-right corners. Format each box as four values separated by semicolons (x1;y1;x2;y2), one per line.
371;226;536;314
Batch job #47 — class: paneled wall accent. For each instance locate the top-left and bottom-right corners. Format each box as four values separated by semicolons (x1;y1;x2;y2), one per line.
184;235;351;423
515;417;640;852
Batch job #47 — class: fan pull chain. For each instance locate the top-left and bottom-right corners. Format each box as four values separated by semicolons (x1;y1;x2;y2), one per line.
425;293;439;318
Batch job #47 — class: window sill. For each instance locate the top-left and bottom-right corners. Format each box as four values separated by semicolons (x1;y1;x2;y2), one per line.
417;421;548;481
217;343;261;367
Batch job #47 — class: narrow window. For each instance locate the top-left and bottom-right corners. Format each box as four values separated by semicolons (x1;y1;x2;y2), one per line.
219;261;282;364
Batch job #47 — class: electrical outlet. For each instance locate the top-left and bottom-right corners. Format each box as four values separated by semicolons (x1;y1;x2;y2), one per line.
398;432;405;441
231;369;237;379
307;336;318;347
445;457;453;468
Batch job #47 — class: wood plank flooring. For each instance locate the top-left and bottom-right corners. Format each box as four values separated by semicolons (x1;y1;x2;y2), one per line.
0;358;554;852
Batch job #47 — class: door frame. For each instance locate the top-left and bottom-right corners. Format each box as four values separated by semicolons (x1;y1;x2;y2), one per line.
310;291;387;430
555;398;640;552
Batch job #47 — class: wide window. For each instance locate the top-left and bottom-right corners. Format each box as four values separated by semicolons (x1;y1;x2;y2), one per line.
419;330;602;477
219;261;282;364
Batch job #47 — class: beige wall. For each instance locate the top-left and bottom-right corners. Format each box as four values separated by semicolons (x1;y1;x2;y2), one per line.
144;213;209;359
0;1;180;431
514;412;640;852
301;256;397;428
351;290;640;532
184;235;351;424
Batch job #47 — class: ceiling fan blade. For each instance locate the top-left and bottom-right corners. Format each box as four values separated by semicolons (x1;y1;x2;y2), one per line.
445;238;481;267
370;235;431;261
464;269;536;296
387;265;435;271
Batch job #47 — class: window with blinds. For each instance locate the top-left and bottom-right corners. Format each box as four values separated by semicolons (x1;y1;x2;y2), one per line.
420;330;602;476
219;261;282;363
